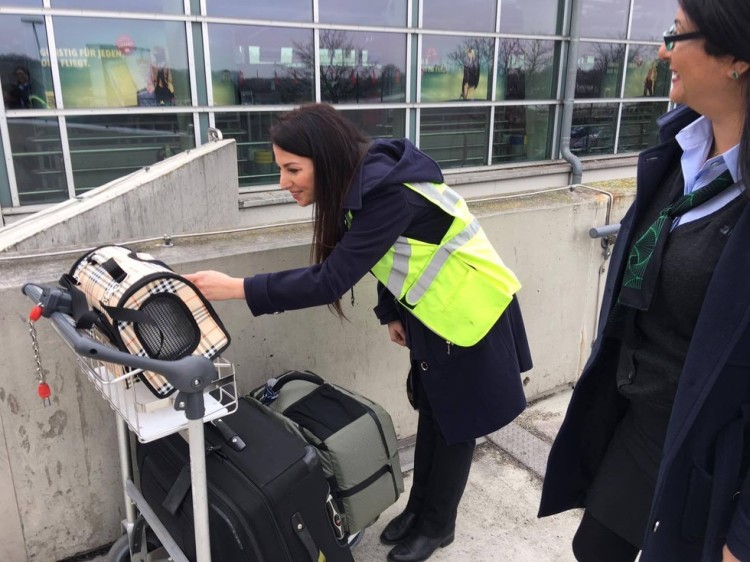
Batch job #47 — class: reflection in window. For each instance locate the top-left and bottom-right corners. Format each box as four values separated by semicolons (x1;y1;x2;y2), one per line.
319;0;406;26
618;102;669;153
339;108;406;140
570;103;617;156
630;0;676;41
66;114;195;193
421;36;494;102
318;30;406;104
209;25;313;106
624;46;670;98
499;0;561;35
495;39;557;101
8;118;68;205
204;0;312;22
51;0;183;13
1;15;56;110
422;0;496;32
214;112;281;188
579;0;629;39
420;107;490;170
575;42;625;99
492;105;553;164
52;17;190;108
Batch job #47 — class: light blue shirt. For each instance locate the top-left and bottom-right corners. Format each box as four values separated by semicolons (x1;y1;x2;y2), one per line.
674;116;744;228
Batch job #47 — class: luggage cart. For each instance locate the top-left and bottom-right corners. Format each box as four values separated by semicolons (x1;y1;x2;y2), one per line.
23;283;239;562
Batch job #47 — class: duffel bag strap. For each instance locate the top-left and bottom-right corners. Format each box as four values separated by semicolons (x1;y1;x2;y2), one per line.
271;370;325;393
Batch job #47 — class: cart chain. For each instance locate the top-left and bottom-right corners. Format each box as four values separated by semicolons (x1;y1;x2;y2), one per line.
28;318;52;406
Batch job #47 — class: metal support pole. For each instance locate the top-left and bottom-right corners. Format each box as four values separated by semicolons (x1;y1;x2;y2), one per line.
188;418;212;562
116;417;137;528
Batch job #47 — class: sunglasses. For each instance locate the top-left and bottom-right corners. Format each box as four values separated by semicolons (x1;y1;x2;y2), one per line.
663;23;702;51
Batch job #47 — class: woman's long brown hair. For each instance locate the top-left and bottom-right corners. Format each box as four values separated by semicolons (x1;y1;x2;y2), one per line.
270;104;369;317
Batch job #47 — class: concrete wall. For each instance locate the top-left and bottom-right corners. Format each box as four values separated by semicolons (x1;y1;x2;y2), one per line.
0;141;634;561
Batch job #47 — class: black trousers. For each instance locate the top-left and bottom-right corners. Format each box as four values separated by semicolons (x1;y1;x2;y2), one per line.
405;367;476;537
572;510;640;562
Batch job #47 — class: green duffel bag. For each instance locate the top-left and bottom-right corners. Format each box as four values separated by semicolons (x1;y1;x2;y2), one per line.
249;371;404;535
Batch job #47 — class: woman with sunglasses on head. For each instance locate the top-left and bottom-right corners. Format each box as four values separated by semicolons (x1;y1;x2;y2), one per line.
539;0;750;560
185;103;532;562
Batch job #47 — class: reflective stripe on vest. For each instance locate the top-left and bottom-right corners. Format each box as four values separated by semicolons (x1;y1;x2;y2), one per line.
347;182;521;346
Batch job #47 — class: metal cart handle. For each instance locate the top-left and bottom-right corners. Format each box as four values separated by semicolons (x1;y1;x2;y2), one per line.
22;282;215;420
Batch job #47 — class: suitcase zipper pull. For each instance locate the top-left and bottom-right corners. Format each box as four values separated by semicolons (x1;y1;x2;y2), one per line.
446;340;452;356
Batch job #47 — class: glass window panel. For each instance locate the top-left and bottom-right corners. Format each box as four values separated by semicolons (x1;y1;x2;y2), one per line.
419;107;490;170
319;0;407;26
214;111;281;188
66;114;195;193
8;117;68;205
1;15;57;109
338;108;406;140
618;101;669;153
570;103;617;156
2;0;41;6
205;1;312;22
624;45;670;98
208;24;313;106
422;0;496;32
492;105;553;164
319;30;406;104
51;0;183;13
630;0;675;41
575;42;625;99
421;36;494;102
499;0;561;35
495;39;557;101
580;0;629;39
52;17;190;108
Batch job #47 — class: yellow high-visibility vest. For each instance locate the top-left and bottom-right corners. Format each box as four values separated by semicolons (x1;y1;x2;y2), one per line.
347;182;521;346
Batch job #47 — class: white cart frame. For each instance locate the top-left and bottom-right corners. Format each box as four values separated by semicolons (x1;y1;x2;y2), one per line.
23;283;238;562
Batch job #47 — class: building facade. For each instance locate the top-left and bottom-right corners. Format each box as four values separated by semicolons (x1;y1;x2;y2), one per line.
0;0;675;211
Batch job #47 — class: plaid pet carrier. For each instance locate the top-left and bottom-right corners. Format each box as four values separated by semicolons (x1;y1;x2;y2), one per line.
63;245;230;398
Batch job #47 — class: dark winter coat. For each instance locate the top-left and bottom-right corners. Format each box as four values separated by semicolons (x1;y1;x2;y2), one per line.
539;105;750;561
245;138;531;444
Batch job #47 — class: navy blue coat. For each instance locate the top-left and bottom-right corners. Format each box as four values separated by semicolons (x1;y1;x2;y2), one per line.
245;139;531;444
539;105;750;561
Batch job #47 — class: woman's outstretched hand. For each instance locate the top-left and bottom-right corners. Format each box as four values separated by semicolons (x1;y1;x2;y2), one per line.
183;270;245;301
388;320;406;347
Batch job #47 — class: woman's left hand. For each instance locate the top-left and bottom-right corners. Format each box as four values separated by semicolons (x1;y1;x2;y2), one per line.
723;544;740;562
387;320;406;347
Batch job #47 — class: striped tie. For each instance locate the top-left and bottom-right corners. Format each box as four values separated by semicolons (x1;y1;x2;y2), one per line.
617;169;735;311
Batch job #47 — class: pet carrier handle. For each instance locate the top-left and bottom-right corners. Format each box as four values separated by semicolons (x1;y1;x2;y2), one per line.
22;283;216;420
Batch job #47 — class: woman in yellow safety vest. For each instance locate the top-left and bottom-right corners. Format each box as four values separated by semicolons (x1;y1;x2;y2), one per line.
186;103;532;562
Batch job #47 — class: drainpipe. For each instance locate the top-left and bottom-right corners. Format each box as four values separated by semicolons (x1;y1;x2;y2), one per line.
560;0;584;185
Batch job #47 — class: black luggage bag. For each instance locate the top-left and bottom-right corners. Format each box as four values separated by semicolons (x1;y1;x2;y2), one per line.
137;397;355;562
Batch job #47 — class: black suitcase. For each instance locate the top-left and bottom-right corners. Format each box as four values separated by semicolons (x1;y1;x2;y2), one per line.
137;397;355;562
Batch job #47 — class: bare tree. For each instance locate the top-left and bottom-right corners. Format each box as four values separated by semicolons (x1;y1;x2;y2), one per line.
291;30;390;103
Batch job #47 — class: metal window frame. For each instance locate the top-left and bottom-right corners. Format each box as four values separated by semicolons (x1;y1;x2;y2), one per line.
0;0;673;207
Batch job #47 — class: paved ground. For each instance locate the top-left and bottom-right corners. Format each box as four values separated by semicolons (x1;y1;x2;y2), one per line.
84;389;581;562
355;388;581;562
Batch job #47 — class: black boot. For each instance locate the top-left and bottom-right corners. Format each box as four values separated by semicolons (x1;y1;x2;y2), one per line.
386;530;455;562
380;511;418;545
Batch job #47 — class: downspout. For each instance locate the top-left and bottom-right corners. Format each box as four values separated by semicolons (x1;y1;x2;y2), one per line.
560;0;584;185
